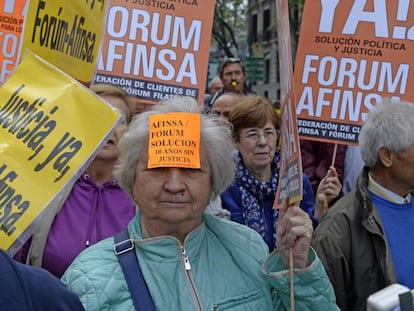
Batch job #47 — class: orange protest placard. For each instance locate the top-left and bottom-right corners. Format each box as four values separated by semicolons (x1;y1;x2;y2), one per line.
0;0;27;85
94;1;215;106
294;0;414;145
148;112;200;169
274;0;302;207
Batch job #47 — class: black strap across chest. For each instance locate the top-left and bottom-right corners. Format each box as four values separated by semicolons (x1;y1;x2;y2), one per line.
114;229;156;311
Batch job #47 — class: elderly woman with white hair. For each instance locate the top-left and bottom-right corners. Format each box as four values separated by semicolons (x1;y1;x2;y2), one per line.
62;96;338;310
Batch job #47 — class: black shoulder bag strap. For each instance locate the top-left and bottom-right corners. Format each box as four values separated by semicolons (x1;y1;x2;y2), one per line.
114;229;156;311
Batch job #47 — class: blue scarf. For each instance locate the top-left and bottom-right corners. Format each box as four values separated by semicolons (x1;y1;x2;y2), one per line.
234;152;280;250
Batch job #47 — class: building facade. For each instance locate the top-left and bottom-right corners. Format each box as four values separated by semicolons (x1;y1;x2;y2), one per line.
247;0;302;105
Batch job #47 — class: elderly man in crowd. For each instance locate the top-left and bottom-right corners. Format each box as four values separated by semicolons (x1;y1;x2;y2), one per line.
312;99;414;311
204;58;252;113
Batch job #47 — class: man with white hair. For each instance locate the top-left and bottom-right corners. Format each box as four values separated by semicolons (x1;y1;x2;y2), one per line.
312;99;414;311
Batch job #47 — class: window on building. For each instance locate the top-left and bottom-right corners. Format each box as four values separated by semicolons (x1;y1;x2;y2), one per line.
250;14;258;43
265;58;270;83
263;9;271;41
276;50;280;82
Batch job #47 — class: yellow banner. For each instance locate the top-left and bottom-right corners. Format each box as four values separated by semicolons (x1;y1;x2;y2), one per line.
20;0;107;84
148;113;200;169
0;51;121;253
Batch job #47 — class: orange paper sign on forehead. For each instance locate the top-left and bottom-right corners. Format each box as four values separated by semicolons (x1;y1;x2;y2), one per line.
148;112;201;169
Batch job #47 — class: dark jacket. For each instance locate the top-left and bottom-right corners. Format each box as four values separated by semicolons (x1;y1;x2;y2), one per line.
0;249;84;310
301;140;347;193
222;172;317;251
311;167;397;311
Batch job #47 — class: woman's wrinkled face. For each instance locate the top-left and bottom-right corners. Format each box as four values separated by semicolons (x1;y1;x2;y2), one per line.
132;144;212;229
235;119;278;174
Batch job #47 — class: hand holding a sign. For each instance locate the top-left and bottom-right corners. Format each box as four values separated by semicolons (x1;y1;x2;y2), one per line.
276;199;313;269
315;167;342;218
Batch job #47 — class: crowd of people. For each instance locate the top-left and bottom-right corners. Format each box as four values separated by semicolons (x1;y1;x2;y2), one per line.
1;57;413;311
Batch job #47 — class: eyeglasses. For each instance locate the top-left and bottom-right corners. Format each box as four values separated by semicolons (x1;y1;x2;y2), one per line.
239;129;280;142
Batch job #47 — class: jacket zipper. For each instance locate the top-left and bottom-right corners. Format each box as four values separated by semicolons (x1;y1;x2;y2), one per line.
180;245;204;311
85;185;102;247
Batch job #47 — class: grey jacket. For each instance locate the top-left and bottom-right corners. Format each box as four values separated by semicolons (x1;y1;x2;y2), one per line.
311;167;397;311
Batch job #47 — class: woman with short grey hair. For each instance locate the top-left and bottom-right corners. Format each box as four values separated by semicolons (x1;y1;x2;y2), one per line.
115;96;235;199
63;96;339;311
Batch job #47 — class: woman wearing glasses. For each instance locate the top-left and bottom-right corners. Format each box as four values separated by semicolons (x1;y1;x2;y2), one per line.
221;95;340;251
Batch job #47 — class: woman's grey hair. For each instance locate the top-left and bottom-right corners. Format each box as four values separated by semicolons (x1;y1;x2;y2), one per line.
114;96;236;199
359;98;414;168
